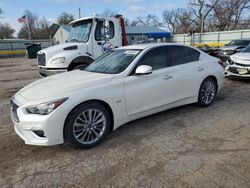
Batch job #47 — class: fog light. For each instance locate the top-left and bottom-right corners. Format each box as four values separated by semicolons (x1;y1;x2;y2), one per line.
33;130;46;138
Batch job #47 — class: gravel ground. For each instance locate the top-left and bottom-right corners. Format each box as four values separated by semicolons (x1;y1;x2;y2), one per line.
0;58;249;188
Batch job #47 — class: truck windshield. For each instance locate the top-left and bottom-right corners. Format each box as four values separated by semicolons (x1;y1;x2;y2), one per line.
67;19;92;43
242;45;250;52
85;49;141;74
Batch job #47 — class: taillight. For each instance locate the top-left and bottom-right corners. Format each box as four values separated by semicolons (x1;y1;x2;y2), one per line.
218;61;224;67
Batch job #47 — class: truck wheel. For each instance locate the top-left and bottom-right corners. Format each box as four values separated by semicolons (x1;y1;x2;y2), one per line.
72;63;88;70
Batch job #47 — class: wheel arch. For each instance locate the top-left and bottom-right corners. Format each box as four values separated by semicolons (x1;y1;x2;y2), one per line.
68;56;94;71
63;99;114;139
205;75;218;93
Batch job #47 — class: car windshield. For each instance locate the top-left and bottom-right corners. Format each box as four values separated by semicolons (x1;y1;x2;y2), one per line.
227;40;250;46
242;45;250;52
85;49;141;74
67;19;92;43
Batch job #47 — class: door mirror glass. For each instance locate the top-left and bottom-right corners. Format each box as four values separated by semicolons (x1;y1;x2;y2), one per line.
104;20;110;39
135;65;153;75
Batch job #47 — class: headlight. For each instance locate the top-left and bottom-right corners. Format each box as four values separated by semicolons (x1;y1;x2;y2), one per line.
50;57;65;64
26;98;68;115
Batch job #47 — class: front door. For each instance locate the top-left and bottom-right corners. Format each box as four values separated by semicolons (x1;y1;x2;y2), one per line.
93;20;119;58
124;46;174;116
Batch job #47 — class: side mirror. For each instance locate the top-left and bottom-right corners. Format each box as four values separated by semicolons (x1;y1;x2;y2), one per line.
135;65;153;75
104;20;110;39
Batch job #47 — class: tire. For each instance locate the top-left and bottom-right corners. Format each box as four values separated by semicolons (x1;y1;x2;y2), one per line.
197;78;217;107
65;102;111;149
72;63;88;70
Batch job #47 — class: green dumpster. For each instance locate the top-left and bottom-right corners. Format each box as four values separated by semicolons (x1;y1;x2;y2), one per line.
25;43;41;59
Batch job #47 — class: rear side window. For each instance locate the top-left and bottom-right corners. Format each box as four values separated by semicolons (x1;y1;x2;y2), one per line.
136;47;169;70
168;46;200;66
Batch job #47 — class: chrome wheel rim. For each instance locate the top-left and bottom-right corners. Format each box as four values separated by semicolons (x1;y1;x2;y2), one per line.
73;109;106;145
201;80;215;104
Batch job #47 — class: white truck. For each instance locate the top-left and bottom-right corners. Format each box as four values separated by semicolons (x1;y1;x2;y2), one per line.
37;15;128;77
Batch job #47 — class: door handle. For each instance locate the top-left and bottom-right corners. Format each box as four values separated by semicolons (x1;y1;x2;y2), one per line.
163;75;173;80
197;67;205;72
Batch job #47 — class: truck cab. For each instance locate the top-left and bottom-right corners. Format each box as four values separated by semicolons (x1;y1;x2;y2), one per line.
37;15;127;77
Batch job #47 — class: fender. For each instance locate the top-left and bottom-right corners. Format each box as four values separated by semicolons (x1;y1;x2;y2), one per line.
68;56;94;70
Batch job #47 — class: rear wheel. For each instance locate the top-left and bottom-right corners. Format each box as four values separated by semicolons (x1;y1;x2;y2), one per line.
198;78;217;107
65;102;110;149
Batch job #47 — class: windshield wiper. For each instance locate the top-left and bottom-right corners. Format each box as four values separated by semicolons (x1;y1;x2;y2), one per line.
70;38;80;42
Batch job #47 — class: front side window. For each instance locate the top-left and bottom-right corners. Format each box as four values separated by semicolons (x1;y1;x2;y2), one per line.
95;21;115;41
242;45;250;52
168;46;200;66
85;49;141;74
67;20;92;43
228;40;250;46
136;47;169;70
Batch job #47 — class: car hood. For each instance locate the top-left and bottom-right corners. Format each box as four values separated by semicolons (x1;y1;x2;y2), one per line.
17;70;114;101
231;53;250;64
220;45;243;51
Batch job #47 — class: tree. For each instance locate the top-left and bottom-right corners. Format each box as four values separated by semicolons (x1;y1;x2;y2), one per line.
189;0;219;32
162;9;194;34
57;12;74;25
211;0;250;31
17;10;52;39
0;23;15;39
101;9;117;17
132;14;161;27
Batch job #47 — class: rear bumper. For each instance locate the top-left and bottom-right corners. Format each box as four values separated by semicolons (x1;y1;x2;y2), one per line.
39;67;67;77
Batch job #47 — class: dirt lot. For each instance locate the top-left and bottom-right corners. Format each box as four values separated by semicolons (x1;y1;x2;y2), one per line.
0;57;249;188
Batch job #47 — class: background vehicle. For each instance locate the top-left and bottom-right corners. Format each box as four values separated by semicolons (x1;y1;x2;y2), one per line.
37;15;128;77
217;39;250;61
225;45;250;78
11;43;224;149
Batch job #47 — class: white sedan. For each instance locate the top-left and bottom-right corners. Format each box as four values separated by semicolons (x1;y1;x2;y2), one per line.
10;43;224;149
225;45;250;78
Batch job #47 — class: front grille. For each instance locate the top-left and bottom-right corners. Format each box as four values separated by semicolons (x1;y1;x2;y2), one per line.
235;63;250;67
228;67;250;75
37;53;46;66
11;100;19;123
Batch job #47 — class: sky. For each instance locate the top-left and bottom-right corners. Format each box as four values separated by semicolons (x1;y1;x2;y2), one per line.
0;0;187;34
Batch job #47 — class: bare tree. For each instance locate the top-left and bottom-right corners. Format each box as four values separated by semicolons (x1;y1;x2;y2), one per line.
134;14;161;27
211;0;250;31
189;0;219;32
162;8;194;34
101;9;117;17
0;23;15;39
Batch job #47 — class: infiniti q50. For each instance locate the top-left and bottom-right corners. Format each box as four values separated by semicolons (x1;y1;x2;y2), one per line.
11;43;224;149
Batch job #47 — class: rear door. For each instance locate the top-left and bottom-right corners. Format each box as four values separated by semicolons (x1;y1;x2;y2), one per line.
124;46;175;116
168;46;203;102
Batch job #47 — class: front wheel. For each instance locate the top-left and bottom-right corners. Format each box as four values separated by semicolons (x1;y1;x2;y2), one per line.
65;102;110;149
197;78;217;107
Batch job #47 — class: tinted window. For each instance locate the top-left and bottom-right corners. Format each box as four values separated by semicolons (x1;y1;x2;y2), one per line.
168;46;200;66
228;40;250;46
95;21;115;41
136;47;169;70
242;45;250;52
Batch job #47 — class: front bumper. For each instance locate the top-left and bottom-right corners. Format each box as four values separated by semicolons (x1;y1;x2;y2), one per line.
225;65;250;78
39;67;67;77
10;98;66;146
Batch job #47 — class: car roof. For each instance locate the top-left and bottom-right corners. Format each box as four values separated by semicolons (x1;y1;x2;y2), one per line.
232;38;250;41
117;43;192;50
